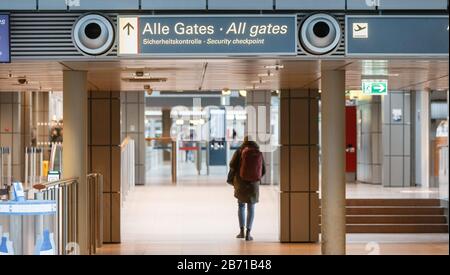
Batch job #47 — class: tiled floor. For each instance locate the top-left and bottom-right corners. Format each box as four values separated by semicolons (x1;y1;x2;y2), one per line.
345;182;442;199
97;179;449;255
97;241;449;255
96;157;450;255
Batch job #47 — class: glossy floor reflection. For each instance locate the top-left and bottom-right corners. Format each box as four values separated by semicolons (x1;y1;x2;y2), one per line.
97;183;449;255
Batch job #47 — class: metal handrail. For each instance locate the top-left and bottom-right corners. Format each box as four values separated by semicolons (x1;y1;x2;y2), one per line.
121;137;135;202
87;173;103;255
38;177;79;188
37;177;79;255
37;173;103;255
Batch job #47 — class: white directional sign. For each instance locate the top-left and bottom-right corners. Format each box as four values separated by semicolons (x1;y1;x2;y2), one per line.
118;17;138;55
117;15;297;56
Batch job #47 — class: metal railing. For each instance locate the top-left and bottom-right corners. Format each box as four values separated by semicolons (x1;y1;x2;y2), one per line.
24;147;44;190
87;173;103;255
38;173;103;255
0;147;11;189
39;177;78;255
121;137;135;202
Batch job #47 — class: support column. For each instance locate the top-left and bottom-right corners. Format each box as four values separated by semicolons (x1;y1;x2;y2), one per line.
382;91;412;187
120;91;145;185
414;90;430;187
162;109;172;161
89;91;121;243
356;96;382;184
321;70;346;255
279;89;319;243
63;70;88;254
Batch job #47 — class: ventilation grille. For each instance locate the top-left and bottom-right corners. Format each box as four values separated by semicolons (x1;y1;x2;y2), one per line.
10;13;118;59
296;13;345;57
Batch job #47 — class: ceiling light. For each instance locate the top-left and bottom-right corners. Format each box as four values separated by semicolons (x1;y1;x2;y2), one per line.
264;64;284;70
238;90;247;97
271;90;280;95
145;110;163;116
251;79;272;84
257;71;274;77
134;71;145;77
123;76;167;82
144;85;153;96
222;88;231;96
361;74;394;80
246;85;259;90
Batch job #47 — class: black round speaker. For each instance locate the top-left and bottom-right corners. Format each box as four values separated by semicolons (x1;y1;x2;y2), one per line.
72;13;115;56
299;13;342;55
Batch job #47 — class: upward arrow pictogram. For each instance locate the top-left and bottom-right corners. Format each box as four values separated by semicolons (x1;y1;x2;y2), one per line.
123;22;134;35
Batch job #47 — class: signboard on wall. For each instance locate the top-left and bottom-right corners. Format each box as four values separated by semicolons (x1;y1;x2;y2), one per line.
362;79;388;95
0;14;10;63
118;15;297;56
346;16;449;56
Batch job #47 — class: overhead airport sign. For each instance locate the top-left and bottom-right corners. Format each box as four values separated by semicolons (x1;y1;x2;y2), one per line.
118;15;297;56
362;79;388;96
0;14;10;63
346;16;449;56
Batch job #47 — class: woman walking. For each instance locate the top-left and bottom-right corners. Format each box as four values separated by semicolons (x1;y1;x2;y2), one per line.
227;136;265;241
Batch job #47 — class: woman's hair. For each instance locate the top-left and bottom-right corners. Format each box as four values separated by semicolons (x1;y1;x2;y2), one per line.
243;135;255;143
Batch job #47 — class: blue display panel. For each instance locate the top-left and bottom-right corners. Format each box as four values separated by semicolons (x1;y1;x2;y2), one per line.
346;16;449;56
0;14;10;63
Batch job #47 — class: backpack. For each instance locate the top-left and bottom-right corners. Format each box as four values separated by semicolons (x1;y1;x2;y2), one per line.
239;146;263;182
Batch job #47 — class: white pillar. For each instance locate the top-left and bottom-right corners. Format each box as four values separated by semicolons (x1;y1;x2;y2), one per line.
63;71;88;254
321;70;346;255
419;91;430;188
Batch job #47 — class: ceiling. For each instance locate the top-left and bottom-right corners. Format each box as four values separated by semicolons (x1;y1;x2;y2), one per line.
0;58;448;93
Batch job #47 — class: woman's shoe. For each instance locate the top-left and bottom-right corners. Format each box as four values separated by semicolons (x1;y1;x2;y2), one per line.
245;229;253;241
236;228;245;238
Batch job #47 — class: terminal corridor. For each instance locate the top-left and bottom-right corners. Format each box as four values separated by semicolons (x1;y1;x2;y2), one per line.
0;0;448;257
97;183;448;255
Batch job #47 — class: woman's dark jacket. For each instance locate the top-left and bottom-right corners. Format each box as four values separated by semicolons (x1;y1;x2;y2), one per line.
228;141;266;204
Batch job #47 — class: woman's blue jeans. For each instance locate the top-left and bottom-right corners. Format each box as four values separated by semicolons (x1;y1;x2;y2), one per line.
238;202;255;230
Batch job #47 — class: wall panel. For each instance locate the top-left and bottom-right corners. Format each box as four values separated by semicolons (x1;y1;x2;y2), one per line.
89;91;121;243
279;89;319;242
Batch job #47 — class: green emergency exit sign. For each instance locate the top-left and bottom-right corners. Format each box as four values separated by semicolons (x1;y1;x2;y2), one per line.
362;80;388;95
